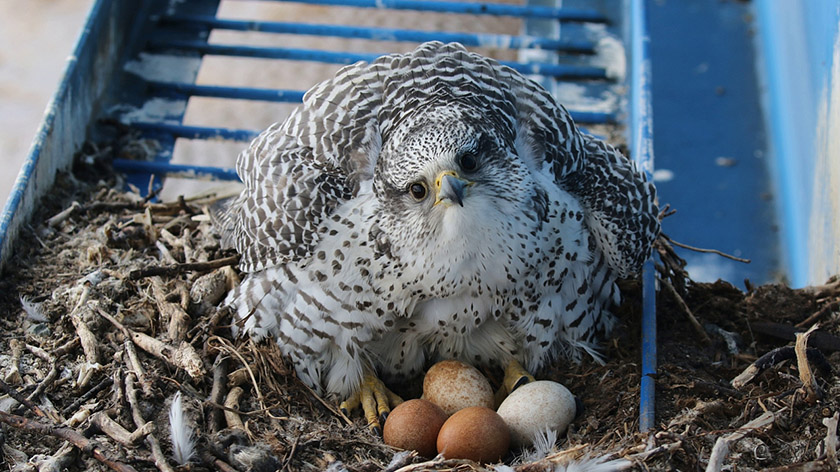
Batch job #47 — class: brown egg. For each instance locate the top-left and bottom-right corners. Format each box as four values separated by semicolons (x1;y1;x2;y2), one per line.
436;406;510;463
423;360;494;416
383;399;448;458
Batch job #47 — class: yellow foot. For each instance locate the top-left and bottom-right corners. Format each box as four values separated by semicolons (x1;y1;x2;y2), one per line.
339;372;403;435
499;359;536;397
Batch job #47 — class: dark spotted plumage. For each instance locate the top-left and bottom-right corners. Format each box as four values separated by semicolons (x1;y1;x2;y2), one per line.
220;42;659;396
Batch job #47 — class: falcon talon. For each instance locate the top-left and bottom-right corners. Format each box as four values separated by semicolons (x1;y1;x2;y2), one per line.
220;41;659;421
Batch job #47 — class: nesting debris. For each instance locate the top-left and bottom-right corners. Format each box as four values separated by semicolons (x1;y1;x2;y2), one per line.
1;151;840;471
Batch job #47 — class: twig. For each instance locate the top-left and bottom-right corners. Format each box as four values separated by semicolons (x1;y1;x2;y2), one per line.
750;321;840;352
731;345;832;389
665;236;751;264
91;411;154;447
0;410;138;472
662;278;711;344
4;338;23;384
706;410;775;472
0;377;47;418
151;277;191;344
47;201;82;228
208;354;229;434
31;441;76;472
822;412;838;466
123;339;153;397
61;376;114;416
224;386;246;431
69;284;102;388
98;308;205;379
795;325;821;403
796;298;840;329
126;373;174;472
129;255;240;280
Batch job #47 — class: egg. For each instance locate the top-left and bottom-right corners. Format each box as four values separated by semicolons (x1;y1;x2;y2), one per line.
383;399;448;457
436;406;510;463
422;360;494;416
496;380;577;448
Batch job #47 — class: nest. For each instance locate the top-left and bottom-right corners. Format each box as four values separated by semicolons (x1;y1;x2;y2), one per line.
1;145;839;472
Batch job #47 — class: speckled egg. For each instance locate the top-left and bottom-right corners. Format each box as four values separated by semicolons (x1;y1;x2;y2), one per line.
383;399;448;458
436;406;510;463
422;360;494;416
496;380;577;447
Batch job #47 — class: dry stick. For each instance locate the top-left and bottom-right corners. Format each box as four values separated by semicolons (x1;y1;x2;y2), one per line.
5;338;23;384
150;276;191;344
126;373;174;472
795;298;840;329
208;354;229;434
224;386;247;431
47;201;82;228
795;325;821;403
662;278;711;344
69;284;102;388
0;377;47;418
823;412;839;465
91;411;154;447
61;376;114;416
129;255;241;280
666;237;752;264
0;410;138;472
98;308;205;380
123;340;154;397
705;410;776;472
32;441;76;472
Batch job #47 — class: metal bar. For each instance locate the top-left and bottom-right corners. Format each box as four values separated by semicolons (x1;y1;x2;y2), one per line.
112;158;241;181
162;14;595;52
144;81;615;123
629;0;657;433
130;121;259;141
148;81;306;102
147;40;609;79
254;0;607;21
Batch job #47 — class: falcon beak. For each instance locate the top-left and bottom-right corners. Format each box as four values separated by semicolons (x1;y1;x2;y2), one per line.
434;170;473;207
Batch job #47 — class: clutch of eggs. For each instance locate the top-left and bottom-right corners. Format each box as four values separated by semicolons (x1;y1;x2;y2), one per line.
383;360;578;463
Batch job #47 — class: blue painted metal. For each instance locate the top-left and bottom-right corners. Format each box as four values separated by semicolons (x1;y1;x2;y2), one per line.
647;0;777;285
261;0;607;21
0;0;163;271
112;159;240;181
629;0;657;433
130;122;259;142
148;40;609;79
149;81;306;103
164;14;595;53
754;0;840;287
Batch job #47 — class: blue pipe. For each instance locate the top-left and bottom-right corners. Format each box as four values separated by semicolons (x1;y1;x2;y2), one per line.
142;83;615;124
163;15;595;52
148;40;609;79
258;0;607;21
112;158;241;181
630;0;657;432
148;81;306;103
130;121;259;142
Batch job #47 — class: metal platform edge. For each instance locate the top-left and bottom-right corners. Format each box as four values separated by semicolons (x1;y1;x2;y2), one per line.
0;0;140;273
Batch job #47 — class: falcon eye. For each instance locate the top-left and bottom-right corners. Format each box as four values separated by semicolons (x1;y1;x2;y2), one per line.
459;151;478;172
408;181;428;201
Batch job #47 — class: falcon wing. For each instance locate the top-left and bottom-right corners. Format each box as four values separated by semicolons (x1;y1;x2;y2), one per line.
221;59;389;273
506;70;660;277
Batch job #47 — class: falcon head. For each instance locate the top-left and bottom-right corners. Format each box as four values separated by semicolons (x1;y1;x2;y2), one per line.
371;104;541;292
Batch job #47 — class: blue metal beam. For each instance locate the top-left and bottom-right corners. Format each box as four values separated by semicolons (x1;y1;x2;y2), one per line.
148;39;609;79
256;0;607;21
162;14;596;52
